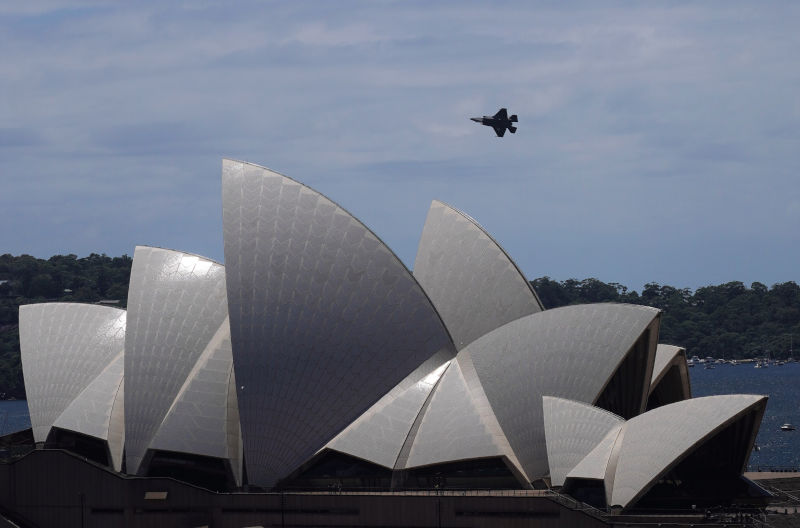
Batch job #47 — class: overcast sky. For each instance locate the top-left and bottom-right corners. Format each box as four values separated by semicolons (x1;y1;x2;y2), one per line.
2;1;798;292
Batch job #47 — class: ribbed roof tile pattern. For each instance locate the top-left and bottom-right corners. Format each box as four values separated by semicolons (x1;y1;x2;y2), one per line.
542;396;623;487
414;200;543;350
326;353;452;469
125;246;230;475
19;303;126;444
108;379;125;471
148;317;242;485
565;423;623;482
14;158;766;508
609;394;766;508
651;345;684;386
222;159;455;487
648;344;691;405
466;304;659;480
53;351;125;471
403;351;527;481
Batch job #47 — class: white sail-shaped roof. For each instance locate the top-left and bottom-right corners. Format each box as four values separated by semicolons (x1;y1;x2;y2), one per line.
125;246;234;475
542;396;624;487
414;200;543;350
647;344;691;409
465;303;660;481
565;423;623;482
13;157;771;509
19;303;126;444
401;351;528;482
53;352;125;471
325;352;452;469
222;159;456;488
324;199;552;472
608;394;767;509
651;345;684;386
148;317;242;486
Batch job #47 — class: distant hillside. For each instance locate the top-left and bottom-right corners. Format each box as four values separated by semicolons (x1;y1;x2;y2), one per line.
0;253;132;398
532;277;800;361
1;253;798;398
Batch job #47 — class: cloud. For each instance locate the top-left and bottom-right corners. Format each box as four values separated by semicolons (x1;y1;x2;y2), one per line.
90;122;212;156
284;21;389;47
0;1;110;16
0;128;45;147
2;1;800;291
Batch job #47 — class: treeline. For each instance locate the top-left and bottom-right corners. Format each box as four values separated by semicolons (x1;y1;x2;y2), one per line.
0;254;798;398
0;253;132;398
533;277;800;360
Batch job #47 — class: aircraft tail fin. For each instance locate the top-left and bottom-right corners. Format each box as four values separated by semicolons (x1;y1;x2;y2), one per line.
510;115;518;122
508;126;517;133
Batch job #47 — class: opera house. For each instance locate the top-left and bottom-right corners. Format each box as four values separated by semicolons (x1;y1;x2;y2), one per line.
2;160;769;527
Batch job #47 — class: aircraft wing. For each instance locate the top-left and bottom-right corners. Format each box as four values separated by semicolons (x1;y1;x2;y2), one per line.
493;108;508;120
493;126;506;137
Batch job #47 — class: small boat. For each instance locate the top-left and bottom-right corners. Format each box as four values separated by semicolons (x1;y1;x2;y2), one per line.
781;424;795;432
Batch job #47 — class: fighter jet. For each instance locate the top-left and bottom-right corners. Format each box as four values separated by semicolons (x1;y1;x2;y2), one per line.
470;108;518;137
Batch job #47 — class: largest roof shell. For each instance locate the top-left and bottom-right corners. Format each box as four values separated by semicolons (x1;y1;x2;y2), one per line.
414;200;543;350
221;159;456;488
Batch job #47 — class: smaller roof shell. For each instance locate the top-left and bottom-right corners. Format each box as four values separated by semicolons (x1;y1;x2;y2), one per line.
464;303;660;480
401;351;528;483
52;352;125;471
413;200;543;350
565;423;623;483
647;344;691;409
608;394;767;509
19;303;126;444
124;246;232;475
148;316;242;486
542;396;623;487
324;351;452;470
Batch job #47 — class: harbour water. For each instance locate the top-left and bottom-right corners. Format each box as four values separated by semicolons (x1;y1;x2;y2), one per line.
0;399;30;436
1;362;798;469
689;360;800;470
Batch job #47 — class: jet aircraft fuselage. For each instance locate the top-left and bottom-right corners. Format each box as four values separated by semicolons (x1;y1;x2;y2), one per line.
471;108;518;137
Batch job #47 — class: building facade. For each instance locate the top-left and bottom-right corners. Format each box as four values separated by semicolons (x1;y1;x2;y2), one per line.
13;159;767;513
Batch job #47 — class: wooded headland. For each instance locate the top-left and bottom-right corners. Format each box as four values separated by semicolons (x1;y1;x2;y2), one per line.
1;253;797;398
